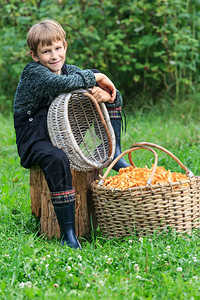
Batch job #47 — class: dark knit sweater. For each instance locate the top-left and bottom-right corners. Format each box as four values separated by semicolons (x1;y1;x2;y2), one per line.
14;62;97;114
14;62;122;114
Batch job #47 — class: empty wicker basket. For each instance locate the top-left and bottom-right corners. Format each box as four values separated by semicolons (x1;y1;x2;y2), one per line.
92;142;200;237
47;89;116;172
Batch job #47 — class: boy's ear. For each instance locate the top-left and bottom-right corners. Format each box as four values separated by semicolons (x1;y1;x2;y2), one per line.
29;50;39;62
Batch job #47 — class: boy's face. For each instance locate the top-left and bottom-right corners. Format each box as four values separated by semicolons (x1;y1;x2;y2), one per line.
30;40;67;75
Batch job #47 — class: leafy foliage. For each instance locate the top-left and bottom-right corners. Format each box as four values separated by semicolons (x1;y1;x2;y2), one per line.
1;0;200;112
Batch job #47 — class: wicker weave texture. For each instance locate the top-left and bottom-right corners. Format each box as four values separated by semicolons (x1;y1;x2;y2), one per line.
92;178;200;237
47;90;116;172
92;143;200;237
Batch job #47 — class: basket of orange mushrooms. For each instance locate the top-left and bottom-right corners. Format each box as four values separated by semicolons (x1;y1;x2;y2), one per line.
92;142;200;237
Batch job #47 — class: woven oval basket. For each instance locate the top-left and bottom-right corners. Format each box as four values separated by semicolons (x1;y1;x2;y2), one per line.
47;89;116;172
92;142;200;237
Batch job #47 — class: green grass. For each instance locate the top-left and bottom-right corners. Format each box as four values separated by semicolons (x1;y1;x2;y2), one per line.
0;99;200;299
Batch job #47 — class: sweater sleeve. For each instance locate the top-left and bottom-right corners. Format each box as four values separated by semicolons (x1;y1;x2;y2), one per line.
89;68;123;108
14;62;96;113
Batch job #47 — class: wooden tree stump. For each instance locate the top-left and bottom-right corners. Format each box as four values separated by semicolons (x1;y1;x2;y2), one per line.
30;166;102;239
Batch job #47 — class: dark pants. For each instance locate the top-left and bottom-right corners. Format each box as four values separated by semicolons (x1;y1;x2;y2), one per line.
14;107;75;205
31;141;73;193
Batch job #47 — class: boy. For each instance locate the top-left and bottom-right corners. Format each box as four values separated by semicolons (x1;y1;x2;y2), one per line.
14;19;129;249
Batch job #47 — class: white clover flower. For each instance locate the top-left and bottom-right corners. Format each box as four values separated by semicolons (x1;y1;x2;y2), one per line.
68;257;72;261
193;257;197;262
176;267;183;272
19;282;25;289
45;264;49;268
125;253;129;258
105;269;108;273
166;246;171;252
136;275;142;279
67;266;72;271
128;239;133;243
54;283;59;288
26;281;32;288
134;264;140;271
77;255;82;260
193;276;198;280
78;263;82;267
86;283;90;288
139;237;143;243
46;255;51;258
99;280;104;286
106;258;113;265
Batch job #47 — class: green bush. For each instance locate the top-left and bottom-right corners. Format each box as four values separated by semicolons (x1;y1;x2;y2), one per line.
1;0;200;113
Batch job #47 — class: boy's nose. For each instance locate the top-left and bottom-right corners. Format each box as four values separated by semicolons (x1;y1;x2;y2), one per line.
51;50;58;59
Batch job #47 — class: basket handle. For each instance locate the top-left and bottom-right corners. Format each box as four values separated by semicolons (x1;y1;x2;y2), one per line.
84;91;113;158
129;142;194;178
98;145;158;185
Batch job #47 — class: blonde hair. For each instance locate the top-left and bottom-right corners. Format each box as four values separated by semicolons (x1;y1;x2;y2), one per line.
27;19;66;54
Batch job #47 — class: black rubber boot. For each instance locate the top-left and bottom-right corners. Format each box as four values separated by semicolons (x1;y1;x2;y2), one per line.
110;118;130;172
53;201;82;250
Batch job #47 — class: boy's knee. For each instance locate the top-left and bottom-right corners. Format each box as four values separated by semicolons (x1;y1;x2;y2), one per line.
33;142;70;170
50;148;70;167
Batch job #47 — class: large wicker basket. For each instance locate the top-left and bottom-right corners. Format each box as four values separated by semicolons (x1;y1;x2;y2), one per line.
92;142;200;237
47;89;116;172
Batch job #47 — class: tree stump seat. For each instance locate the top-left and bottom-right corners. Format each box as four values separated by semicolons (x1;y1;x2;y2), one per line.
30;166;102;239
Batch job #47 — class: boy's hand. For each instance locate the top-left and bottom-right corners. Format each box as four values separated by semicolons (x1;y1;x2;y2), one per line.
90;86;112;103
94;73;116;102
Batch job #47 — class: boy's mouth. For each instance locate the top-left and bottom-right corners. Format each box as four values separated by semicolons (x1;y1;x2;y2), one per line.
50;60;61;65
